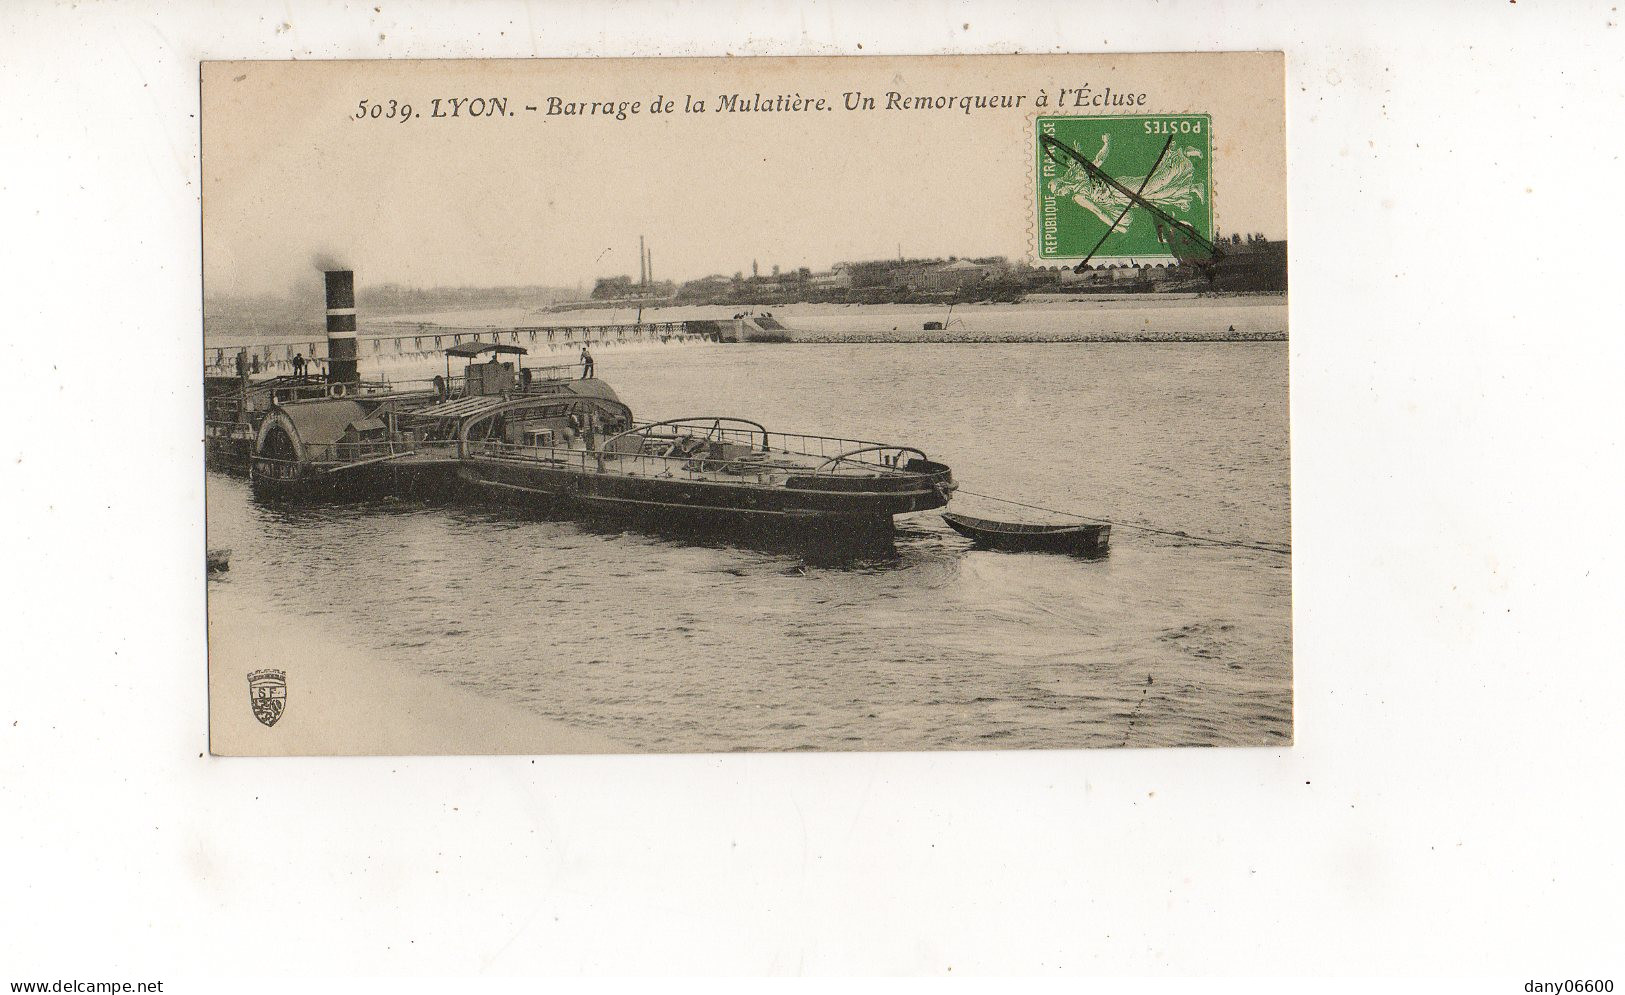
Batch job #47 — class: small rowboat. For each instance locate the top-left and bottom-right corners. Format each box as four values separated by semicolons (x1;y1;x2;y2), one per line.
942;512;1110;557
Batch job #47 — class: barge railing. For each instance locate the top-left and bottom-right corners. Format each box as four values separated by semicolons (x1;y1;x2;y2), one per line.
810;445;931;475
390;363;583;392
252;439;461;479
622;418;905;469
251;432;934;484
299;440;462;464
472;439;928;485
205;419;255;441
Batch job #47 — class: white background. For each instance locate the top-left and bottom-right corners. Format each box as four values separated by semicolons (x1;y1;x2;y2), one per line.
2;0;1622;982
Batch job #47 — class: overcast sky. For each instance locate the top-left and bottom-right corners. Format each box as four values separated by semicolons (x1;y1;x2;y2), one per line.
203;54;1286;295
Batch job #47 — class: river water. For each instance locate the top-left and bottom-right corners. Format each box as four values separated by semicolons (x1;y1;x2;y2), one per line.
206;341;1291;751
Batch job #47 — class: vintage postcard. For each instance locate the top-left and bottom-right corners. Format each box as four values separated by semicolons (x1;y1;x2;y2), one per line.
203;53;1289;755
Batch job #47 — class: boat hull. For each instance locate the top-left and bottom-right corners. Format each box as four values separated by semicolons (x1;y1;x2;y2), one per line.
942;512;1110;557
205;431;256;475
459;454;950;530
249;458;461;500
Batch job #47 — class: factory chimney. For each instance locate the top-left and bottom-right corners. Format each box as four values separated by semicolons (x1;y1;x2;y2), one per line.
639;235;647;287
646;246;653;285
324;270;359;384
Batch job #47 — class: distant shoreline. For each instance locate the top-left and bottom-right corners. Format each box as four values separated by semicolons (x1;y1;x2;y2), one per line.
778;330;1287;345
545;289;1289;312
202;329;1289;349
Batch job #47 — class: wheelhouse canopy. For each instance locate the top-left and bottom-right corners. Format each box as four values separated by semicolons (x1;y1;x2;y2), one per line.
274;400;371;446
444;342;528;357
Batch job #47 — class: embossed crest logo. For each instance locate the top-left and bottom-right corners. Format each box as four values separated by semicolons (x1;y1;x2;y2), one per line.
247;669;287;727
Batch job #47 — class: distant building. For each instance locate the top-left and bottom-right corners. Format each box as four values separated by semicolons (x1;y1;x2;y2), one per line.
843;259;914;289
675;274;734;300
1210;233;1288;291
807;268;852;289
590;274;675;300
918;258;996;291
590;275;635;299
1064;263;1154;287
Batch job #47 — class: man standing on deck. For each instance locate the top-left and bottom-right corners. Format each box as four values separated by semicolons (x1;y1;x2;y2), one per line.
291;352;306;381
579;346;594;379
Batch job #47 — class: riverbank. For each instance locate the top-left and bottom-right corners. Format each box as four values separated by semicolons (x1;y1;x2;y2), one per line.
208;576;623;756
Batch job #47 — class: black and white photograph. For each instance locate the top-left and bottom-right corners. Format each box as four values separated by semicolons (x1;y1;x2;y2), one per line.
201;54;1290;755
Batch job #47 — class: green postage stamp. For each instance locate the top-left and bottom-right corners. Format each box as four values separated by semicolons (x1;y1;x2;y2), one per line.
1036;114;1214;262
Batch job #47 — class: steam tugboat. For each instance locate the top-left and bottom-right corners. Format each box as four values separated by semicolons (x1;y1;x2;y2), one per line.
206;270;398;474
238;270;956;536
205;368;345;473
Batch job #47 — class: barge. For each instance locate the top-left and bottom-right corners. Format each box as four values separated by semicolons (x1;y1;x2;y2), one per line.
229;270;956;537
